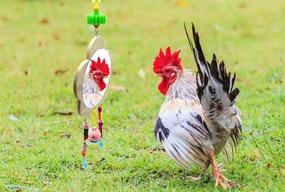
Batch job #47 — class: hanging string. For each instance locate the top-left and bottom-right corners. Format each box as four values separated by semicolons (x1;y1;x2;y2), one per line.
92;108;97;126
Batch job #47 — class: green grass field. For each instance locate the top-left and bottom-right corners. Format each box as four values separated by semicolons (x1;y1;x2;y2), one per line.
0;0;284;191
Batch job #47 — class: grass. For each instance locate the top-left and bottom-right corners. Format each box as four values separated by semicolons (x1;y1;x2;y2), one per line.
0;0;284;191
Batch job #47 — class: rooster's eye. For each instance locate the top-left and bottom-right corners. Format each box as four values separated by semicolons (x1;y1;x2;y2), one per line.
165;69;172;73
164;69;176;79
96;72;102;77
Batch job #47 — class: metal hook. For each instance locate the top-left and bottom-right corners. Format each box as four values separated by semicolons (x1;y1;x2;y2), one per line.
94;25;99;36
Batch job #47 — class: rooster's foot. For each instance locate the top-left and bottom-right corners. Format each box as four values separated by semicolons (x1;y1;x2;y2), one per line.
213;170;237;189
209;150;238;189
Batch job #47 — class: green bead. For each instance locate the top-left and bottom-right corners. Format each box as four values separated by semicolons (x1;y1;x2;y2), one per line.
87;10;106;26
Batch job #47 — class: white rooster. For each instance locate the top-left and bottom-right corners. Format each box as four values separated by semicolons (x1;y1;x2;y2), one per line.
153;24;242;189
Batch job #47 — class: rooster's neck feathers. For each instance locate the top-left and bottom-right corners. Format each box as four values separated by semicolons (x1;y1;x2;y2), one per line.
165;69;199;102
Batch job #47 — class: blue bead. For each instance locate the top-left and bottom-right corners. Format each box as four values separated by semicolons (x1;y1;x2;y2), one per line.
98;140;104;148
82;157;88;170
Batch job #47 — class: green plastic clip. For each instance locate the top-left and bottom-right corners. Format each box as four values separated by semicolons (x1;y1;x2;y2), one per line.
87;0;106;27
87;10;106;26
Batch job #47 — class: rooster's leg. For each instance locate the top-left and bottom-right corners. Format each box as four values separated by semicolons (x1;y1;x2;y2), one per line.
208;150;237;189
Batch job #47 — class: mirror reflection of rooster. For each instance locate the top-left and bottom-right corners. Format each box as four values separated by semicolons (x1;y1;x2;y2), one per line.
153;24;242;189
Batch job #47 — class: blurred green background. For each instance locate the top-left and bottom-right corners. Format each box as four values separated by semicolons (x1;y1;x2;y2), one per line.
0;0;284;191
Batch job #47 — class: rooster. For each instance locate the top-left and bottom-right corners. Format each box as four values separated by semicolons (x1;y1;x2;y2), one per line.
153;24;242;189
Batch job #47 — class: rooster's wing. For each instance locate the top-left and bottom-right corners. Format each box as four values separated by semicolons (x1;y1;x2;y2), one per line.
155;99;213;168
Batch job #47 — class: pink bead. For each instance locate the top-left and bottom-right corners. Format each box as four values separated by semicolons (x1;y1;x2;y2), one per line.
88;128;102;142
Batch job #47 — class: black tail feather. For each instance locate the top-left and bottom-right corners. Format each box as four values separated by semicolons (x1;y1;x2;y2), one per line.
184;22;240;103
184;22;202;74
191;23;207;65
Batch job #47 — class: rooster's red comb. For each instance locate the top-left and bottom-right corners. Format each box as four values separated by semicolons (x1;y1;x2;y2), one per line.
89;57;110;76
153;47;182;74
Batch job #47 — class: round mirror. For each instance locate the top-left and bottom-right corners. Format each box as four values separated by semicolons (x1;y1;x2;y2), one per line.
82;49;112;109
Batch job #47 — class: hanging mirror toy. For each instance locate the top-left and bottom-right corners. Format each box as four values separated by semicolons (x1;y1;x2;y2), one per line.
73;0;111;170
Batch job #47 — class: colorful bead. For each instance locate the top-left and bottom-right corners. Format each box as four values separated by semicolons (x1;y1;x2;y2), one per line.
81;142;87;157
98;140;104;148
98;106;102;113
82;157;88;170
